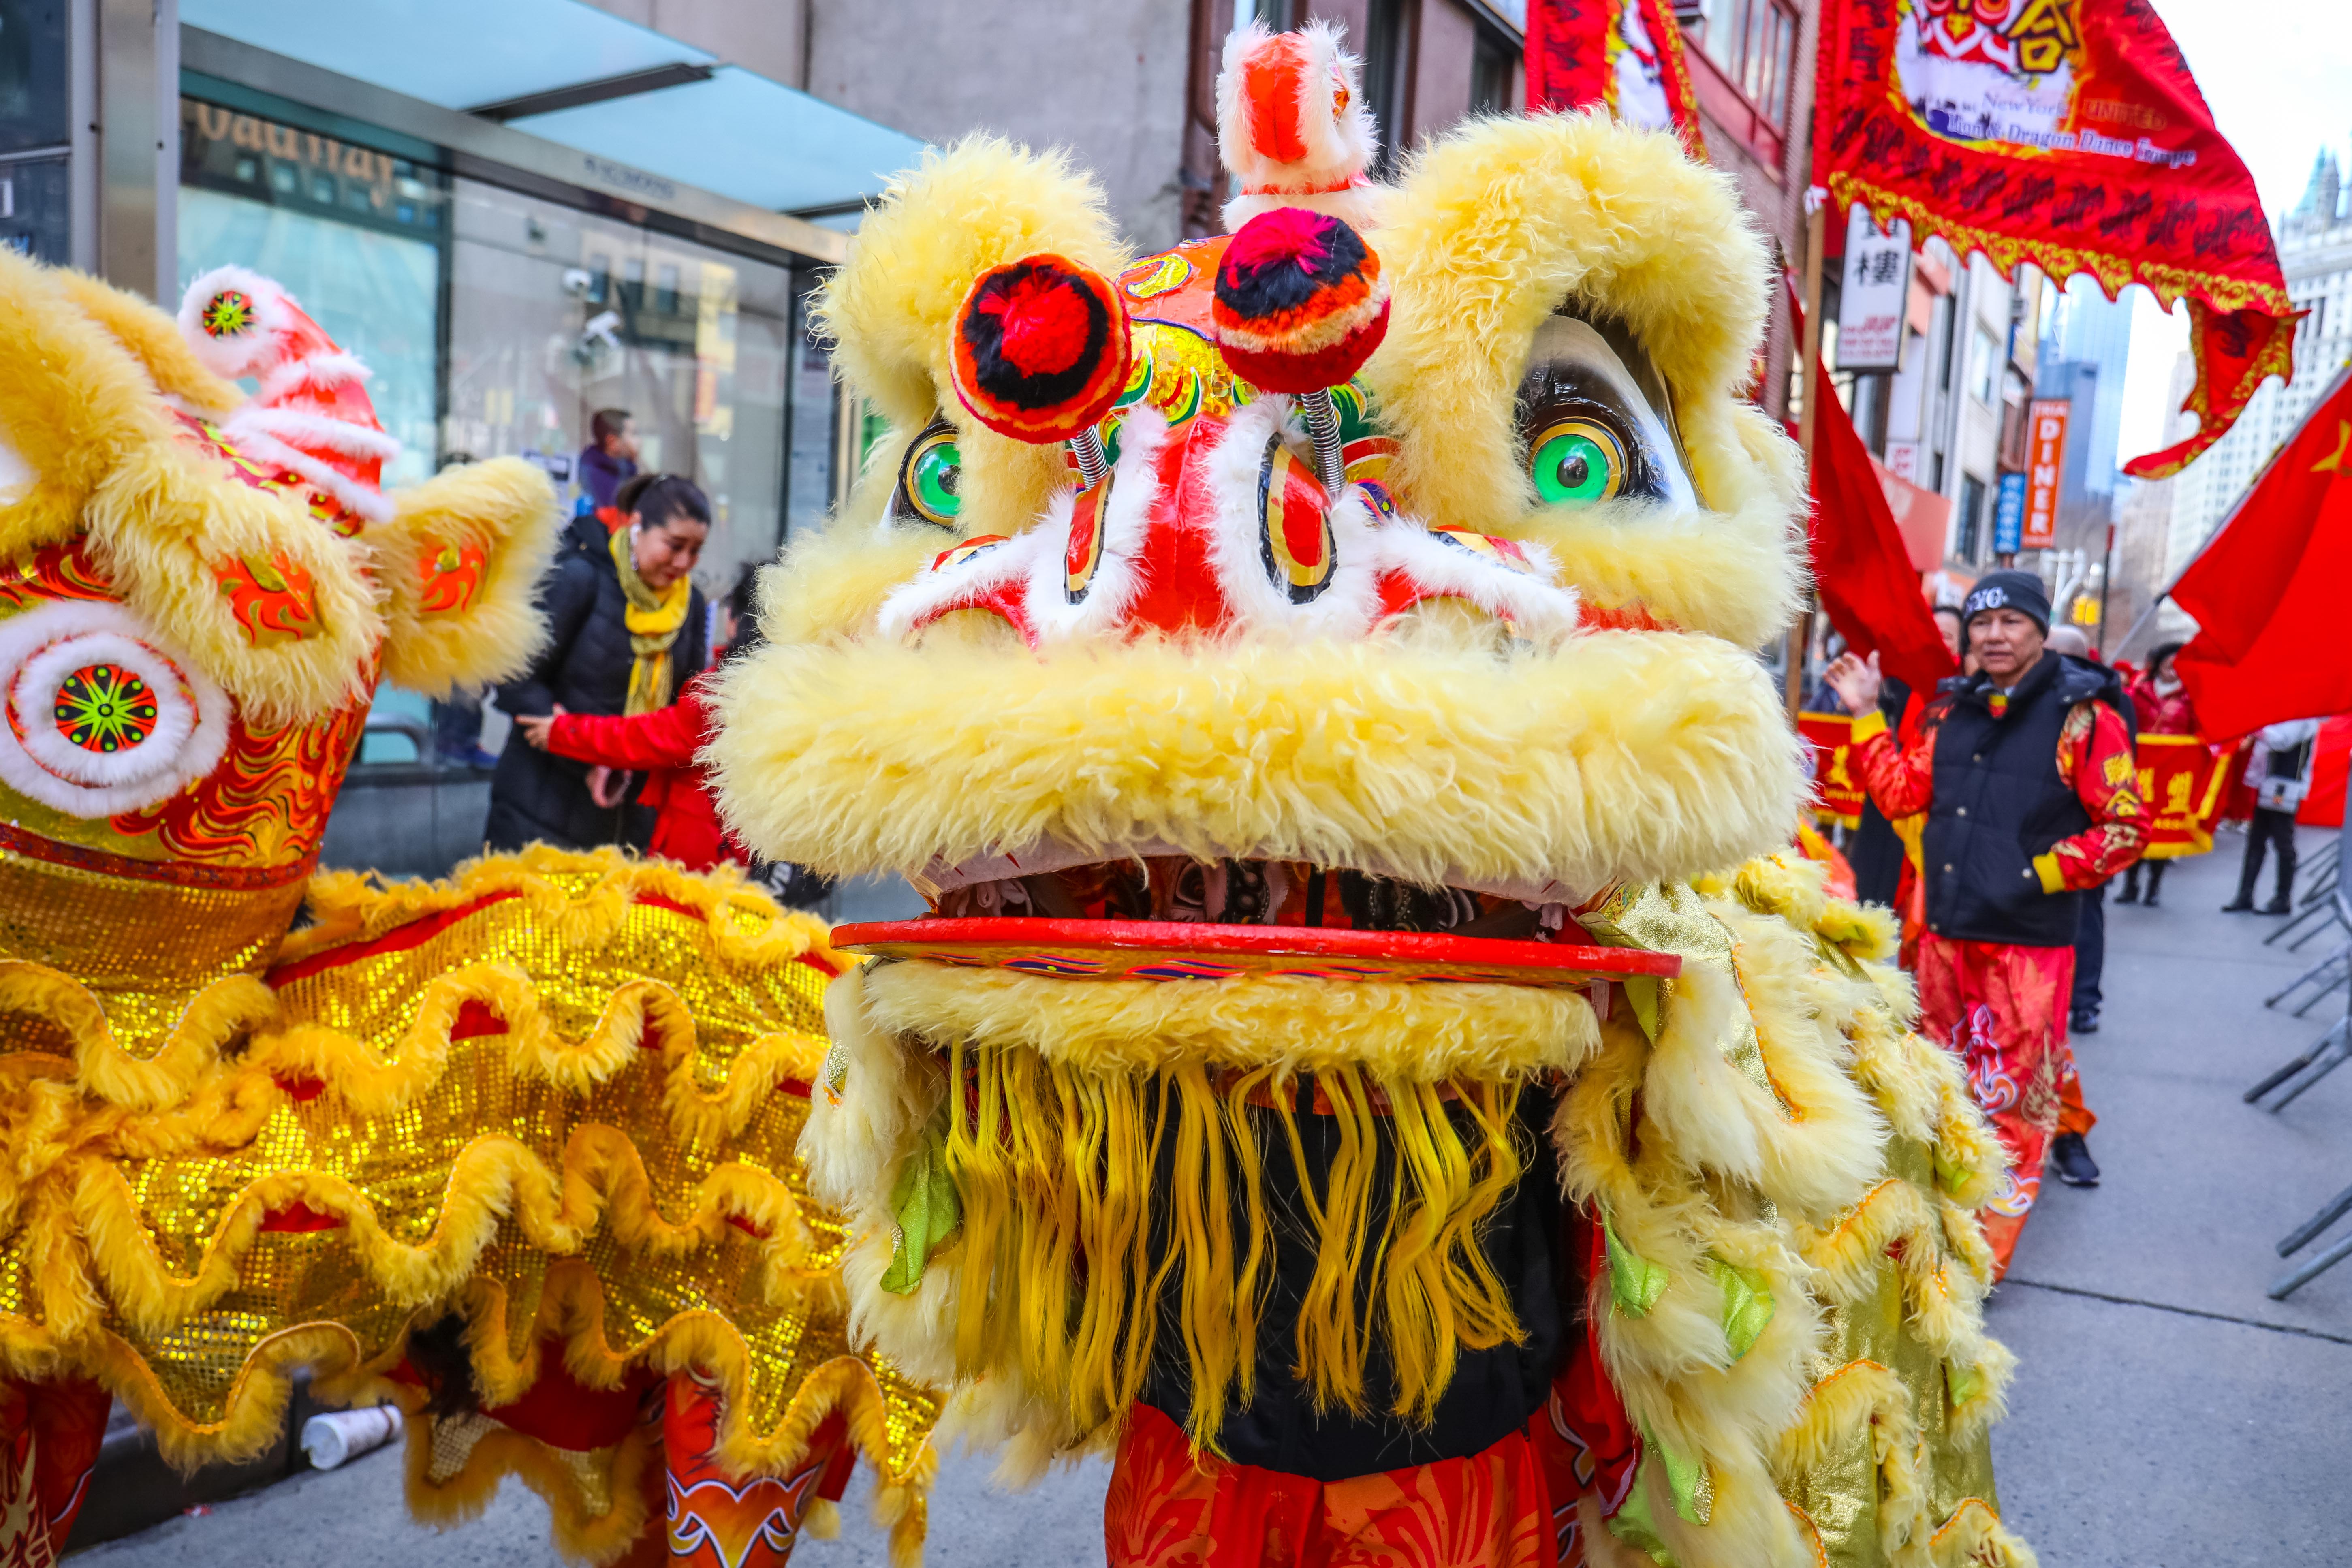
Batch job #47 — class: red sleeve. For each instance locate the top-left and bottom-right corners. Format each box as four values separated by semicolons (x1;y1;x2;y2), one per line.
545;682;713;771
2034;701;2146;892
1847;708;1936;818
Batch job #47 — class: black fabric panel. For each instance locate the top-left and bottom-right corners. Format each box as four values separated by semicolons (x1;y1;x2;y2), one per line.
1137;1087;1568;1481
1922;653;2126;948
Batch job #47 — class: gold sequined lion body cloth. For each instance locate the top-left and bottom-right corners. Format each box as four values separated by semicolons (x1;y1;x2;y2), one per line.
0;252;935;1566
711;45;2038;1568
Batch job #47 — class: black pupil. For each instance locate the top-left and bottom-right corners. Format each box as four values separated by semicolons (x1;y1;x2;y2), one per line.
1557;451;1589;489
938;466;957;497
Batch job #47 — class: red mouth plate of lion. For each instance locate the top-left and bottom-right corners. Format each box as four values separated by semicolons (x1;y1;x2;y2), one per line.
831;917;1680;989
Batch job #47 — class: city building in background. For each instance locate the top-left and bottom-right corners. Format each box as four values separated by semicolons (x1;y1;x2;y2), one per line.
2164;139;2352;639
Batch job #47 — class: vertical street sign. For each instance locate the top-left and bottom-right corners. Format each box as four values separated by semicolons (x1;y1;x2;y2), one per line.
2023;399;2069;549
1993;470;2026;556
1836;207;1912;372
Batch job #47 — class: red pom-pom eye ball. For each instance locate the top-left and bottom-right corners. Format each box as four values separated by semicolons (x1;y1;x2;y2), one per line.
1211;207;1390;395
949;256;1134;445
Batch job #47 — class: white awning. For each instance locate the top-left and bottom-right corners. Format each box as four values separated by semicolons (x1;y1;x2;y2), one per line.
180;0;923;216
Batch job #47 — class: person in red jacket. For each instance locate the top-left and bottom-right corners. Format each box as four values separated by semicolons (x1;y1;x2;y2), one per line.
513;673;741;871
2116;641;2198;908
511;573;754;873
1825;571;2144;1275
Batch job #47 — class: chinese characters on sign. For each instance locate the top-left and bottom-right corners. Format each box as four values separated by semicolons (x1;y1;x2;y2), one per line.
2023;399;2068;549
2135;734;2235;859
1836;208;1912;372
1798;711;1867;827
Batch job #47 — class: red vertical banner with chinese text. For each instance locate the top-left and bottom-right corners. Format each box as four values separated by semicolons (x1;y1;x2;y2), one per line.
1812;0;2296;478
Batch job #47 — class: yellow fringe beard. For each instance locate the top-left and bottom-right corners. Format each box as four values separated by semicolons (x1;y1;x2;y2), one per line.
929;1041;1533;1445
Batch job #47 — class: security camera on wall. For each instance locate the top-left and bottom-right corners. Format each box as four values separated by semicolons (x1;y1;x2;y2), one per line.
561;267;594;298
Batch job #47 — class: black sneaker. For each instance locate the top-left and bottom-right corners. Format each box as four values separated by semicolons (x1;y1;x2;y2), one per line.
2262;897;2294;915
2222;898;2255;913
2115;887;2141;905
2070;1010;2100;1036
2050;1132;2100;1188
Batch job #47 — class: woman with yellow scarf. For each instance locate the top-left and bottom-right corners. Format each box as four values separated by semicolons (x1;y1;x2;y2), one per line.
487;474;713;852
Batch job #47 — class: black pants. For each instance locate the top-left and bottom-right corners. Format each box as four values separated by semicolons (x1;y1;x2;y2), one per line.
2121;859;2167;901
2236;808;2300;905
2072;880;2105;1019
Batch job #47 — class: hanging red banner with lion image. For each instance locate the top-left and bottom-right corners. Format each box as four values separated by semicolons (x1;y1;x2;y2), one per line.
1812;0;2296;478
1527;0;1706;157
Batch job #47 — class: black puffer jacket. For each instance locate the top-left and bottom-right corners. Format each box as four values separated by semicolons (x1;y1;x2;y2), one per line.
485;544;708;853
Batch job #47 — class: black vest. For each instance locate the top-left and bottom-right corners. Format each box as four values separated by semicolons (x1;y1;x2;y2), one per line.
1922;653;2127;948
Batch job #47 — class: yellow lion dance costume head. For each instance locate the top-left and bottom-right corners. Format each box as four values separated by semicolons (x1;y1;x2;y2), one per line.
714;28;2036;1568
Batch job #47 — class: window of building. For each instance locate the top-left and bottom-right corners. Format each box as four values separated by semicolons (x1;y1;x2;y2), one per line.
180;97;451;487
1930;294;1955;392
1969;324;2000;404
1363;0;1417;177
1231;0;1297;29
1957;474;1987;561
1691;0;1798;123
442;182;803;598
1470;32;1517;115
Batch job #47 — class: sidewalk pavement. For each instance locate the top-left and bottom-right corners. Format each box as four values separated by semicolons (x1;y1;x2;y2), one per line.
1987;825;2352;1565
68;833;2352;1565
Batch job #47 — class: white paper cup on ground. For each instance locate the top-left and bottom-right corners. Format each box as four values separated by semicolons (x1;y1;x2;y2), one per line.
301;1405;404;1470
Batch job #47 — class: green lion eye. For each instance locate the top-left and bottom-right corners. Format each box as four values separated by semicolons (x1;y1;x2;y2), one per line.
1530;418;1626;506
894;422;963;528
912;440;960;517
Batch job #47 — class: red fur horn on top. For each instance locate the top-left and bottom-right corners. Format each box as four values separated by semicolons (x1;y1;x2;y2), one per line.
1216;20;1385;233
178;265;401;526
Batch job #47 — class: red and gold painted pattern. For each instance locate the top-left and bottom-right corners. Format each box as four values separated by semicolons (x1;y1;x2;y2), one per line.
1106;1403;1554;1568
417;539;488;615
0;540;113;612
111;691;370;867
1258;438;1335;600
662;1378;854;1568
0;1377;111;1568
1067;474;1114;602
215;549;321;647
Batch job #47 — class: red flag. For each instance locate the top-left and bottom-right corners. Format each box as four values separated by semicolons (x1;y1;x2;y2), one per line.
2171;370;2352;739
2298;716;2352;830
1526;0;1705;156
1812;0;2294;479
1804;352;1960;698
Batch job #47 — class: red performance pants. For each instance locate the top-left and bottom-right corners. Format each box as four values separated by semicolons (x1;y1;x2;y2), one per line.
1914;931;2094;1276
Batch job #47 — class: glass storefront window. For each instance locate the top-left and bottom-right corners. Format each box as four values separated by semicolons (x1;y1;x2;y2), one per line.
2;0;71;263
179;99;449;486
443;178;821;598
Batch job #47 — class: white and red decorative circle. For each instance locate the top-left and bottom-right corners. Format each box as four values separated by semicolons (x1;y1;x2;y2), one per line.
0;602;231;816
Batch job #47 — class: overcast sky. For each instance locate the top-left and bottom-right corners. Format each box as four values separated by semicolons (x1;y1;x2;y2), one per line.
2115;0;2352;462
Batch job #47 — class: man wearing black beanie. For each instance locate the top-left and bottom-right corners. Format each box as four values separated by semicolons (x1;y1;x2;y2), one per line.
1825;568;2146;1275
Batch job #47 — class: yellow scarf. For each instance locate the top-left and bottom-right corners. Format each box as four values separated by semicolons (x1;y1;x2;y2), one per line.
610;525;691;715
